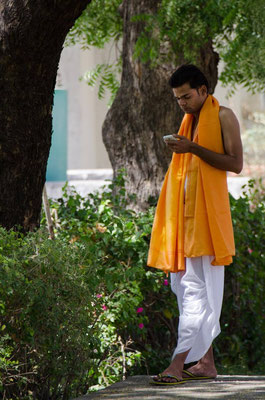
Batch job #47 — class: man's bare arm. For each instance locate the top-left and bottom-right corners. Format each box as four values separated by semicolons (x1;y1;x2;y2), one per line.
190;107;243;173
170;107;243;173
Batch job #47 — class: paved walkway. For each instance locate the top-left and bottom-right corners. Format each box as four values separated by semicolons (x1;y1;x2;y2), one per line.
75;375;265;399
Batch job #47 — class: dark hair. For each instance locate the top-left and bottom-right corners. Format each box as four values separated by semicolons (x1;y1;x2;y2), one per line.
168;64;209;92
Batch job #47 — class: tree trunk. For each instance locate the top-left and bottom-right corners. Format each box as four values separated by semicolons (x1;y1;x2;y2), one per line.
0;0;91;231
102;0;219;210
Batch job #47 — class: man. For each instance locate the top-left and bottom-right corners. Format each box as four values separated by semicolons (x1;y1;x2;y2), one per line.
147;64;243;385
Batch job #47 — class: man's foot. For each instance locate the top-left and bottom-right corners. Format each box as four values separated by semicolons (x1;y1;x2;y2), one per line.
182;345;217;379
153;369;183;384
182;369;216;381
153;349;190;383
182;361;217;379
151;374;185;385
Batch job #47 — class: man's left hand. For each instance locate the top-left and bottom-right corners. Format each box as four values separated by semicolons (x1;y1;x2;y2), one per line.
165;134;191;154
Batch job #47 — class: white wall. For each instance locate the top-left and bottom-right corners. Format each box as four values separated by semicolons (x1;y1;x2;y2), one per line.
56;44;111;169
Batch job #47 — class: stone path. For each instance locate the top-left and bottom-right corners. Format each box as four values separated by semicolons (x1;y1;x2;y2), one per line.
74;375;265;399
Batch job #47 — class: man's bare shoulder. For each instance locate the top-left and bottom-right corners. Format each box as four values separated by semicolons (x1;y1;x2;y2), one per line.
219;106;240;132
219;105;238;121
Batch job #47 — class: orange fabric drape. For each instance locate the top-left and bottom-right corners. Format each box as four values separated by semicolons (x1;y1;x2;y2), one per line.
147;95;235;274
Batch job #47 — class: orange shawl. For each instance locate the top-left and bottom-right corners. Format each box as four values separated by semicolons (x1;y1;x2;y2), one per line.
147;95;235;273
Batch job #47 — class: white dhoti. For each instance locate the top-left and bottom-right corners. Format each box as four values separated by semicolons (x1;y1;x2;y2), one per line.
170;255;224;364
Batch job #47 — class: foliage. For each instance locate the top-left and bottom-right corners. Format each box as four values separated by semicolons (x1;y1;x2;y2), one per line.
66;0;123;50
132;0;265;92
65;0;123;104
0;229;105;399
48;174;180;379
218;0;265;93
216;178;265;374
0;174;264;398
81;61;121;106
68;0;265;100
132;0;226;65
0;174;177;399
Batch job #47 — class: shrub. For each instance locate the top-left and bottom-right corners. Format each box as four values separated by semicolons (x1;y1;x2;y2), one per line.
0;175;177;399
0;174;264;399
48;175;180;379
0;228;105;399
216;178;265;374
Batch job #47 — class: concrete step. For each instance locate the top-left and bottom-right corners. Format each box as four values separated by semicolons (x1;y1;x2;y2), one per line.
67;169;113;181
45;180;110;199
74;375;265;400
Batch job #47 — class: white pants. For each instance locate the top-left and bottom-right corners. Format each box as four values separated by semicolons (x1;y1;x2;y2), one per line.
170;256;224;364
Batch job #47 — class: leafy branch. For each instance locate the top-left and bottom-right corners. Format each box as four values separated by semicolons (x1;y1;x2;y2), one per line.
80;60;121;106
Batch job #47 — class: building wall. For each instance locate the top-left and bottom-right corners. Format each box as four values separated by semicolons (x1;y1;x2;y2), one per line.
56;44;111;170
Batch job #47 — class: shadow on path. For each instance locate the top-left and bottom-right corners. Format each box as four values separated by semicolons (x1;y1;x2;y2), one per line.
74;375;265;400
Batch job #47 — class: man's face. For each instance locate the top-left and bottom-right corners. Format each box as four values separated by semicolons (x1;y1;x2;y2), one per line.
173;83;207;114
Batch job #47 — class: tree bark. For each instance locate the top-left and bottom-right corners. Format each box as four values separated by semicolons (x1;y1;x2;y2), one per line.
102;0;219;210
0;0;91;230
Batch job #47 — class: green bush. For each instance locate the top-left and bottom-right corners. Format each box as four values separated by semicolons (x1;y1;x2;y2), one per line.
216;179;265;374
0;229;106;399
48;175;180;379
0;174;264;399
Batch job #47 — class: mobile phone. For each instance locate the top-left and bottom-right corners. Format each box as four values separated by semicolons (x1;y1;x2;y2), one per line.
163;134;179;142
